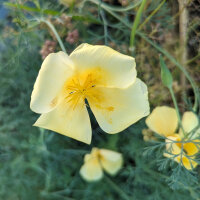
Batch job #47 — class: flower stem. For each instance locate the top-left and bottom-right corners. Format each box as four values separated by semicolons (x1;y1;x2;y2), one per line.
129;0;147;52
104;175;132;200
138;0;166;30
40;19;67;54
100;9;108;46
88;0;199;111
169;87;185;136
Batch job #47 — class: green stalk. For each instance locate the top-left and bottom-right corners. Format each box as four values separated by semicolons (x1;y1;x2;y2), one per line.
85;0;142;12
186;52;200;65
130;0;147;50
137;32;199;112
169;87;185;136
138;0;166;30
100;10;108;45
88;0;199;111
104;176;132;200
39;18;67;54
4;2;60;15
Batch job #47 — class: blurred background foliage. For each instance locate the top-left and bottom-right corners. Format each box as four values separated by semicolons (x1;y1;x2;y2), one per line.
0;0;200;199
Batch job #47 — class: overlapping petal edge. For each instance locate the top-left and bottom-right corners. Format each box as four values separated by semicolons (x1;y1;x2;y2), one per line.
80;148;123;182
30;43;150;144
146;106;199;170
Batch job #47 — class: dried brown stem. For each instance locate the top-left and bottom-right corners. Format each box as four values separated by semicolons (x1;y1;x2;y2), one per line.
178;0;189;97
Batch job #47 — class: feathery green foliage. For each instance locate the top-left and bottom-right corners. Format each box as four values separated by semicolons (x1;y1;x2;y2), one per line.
0;0;200;199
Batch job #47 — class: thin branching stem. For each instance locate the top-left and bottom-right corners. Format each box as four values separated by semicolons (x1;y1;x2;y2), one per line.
100;9;108;45
39;18;67;54
129;0;147;51
104;176;133;200
169;87;185;136
138;0;166;30
88;0;199;112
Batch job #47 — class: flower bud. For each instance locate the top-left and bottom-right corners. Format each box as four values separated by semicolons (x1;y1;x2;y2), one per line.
160;55;173;88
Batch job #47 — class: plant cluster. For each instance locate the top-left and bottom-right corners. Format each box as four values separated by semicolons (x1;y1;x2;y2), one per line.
0;0;200;199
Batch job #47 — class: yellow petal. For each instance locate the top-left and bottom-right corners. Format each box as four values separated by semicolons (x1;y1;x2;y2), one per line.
146;106;178;137
180;112;199;137
164;135;199;170
33;99;91;144
177;156;198;170
99;149;123;175
84;148;99;162
80;154;103;182
184;140;200;156
69;43;136;88
88;78;149;133
30;52;74;114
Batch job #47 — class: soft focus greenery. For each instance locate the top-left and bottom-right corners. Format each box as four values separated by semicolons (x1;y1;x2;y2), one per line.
0;0;200;199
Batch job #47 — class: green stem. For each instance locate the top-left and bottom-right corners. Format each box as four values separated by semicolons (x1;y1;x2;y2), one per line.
40;19;67;54
169;87;185;136
100;10;108;45
138;0;166;30
186;52;200;65
104;176;132;200
85;0;142;12
130;0;147;50
88;0;199;112
137;32;199;112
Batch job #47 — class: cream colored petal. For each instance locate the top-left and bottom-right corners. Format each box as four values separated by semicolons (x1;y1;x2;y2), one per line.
80;155;103;182
30;52;74;114
33;99;91;144
180;112;199;136
69;43;136;88
146;106;178;137
99;149;123;175
165;134;181;156
88;78;149;134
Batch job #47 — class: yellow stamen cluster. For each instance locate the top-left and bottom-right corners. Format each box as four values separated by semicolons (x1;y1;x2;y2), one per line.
65;74;96;109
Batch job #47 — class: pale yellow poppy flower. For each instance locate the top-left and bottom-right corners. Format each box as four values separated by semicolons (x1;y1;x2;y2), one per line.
30;44;149;144
146;106;199;170
80;148;123;181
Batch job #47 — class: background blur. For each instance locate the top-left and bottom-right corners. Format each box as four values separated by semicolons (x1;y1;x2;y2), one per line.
0;0;200;199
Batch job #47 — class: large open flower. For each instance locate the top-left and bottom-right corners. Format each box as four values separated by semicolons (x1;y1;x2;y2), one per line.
146;106;199;170
30;44;149;144
80;148;123;181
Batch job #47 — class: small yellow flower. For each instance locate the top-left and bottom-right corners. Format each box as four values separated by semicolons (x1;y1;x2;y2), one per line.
146;106;199;170
80;148;123;181
30;44;149;144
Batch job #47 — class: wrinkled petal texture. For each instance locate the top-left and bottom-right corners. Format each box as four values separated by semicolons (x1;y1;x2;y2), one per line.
33;100;92;144
179;112;199;137
146;106;178;137
80;152;103;182
30;52;74;113
99;149;123;175
69;43;136;88
89;78;149;133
